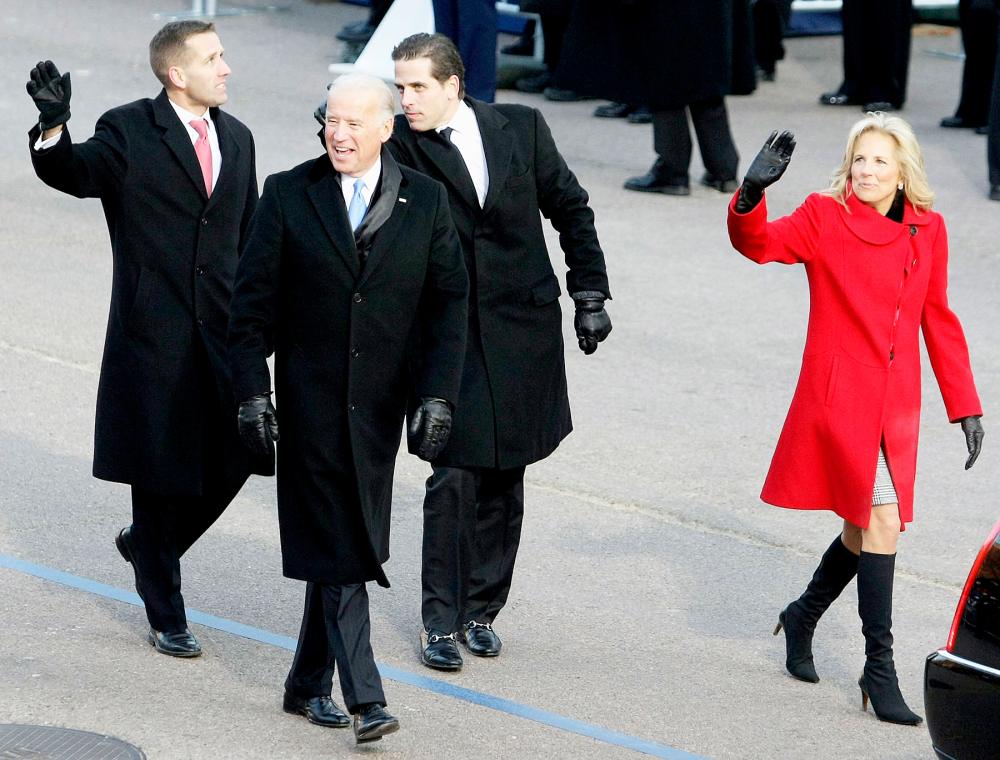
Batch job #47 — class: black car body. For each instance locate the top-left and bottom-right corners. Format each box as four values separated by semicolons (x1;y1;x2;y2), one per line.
924;520;1000;760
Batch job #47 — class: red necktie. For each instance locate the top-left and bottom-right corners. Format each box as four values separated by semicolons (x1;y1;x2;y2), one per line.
189;118;213;197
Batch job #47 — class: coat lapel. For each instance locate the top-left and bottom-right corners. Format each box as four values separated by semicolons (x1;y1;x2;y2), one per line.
414;124;480;213
470;99;513;216
355;149;406;287
305;158;361;279
152;90;211;202
840;187;932;246
205;108;240;211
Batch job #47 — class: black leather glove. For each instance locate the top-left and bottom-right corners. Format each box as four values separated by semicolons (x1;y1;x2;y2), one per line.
735;130;795;214
572;291;612;355
960;416;984;470
238;393;280;459
26;60;72;130
409;397;452;462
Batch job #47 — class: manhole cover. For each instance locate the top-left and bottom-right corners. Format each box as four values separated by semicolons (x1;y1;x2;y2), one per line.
0;725;144;759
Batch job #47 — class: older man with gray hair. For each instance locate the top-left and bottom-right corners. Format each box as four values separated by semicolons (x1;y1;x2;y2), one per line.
228;72;468;744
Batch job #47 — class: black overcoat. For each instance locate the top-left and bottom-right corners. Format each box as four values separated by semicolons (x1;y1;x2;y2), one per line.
555;0;737;109
228;151;468;586
388;100;610;469
29;90;261;495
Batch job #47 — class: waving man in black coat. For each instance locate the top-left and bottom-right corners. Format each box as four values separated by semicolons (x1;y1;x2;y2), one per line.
388;33;612;672
27;21;261;658
228;73;468;744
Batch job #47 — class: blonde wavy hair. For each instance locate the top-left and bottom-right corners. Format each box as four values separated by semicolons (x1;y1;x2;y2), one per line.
823;112;934;212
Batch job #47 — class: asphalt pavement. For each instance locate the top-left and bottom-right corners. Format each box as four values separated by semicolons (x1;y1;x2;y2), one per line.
2;3;999;758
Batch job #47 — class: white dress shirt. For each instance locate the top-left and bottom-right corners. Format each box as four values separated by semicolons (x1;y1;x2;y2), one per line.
436;101;489;207
340;158;382;213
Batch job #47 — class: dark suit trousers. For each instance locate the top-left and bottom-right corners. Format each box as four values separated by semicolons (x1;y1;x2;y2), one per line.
954;0;998;125
988;23;1000;185
128;339;247;632
838;0;912;107
422;465;525;630
433;0;498;102
652;97;739;185
285;582;385;713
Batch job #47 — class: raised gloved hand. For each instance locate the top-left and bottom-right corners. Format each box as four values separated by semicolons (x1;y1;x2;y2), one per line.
735;130;796;214
409;397;452;462
960;416;984;470
572;291;612;355
26;60;72;130
238;393;280;459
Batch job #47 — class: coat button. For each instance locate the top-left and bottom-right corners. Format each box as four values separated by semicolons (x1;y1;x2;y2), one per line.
909;225;916;236
201;218;208;226
352;292;363;303
351;348;361;358
889;350;894;361
196;266;204;276
197;317;205;326
349;403;357;412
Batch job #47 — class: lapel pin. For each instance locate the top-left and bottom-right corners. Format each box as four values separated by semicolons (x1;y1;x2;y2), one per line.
398;197;408;203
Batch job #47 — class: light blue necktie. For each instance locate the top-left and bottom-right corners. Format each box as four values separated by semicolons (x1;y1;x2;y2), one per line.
348;178;367;231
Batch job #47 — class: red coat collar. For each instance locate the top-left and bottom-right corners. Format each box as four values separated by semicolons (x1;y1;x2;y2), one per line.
837;185;932;245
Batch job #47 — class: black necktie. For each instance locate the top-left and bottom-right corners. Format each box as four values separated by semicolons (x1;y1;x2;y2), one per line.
437;126;477;205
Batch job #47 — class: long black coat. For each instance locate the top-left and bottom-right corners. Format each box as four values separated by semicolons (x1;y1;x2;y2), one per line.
388;100;610;469
29;90;261;496
555;0;739;108
228;150;468;587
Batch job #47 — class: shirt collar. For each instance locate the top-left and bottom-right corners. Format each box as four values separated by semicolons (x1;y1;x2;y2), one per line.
167;98;215;131
341;157;382;194
437;100;476;139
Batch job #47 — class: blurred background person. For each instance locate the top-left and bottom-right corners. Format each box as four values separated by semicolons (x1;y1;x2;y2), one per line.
941;0;998;130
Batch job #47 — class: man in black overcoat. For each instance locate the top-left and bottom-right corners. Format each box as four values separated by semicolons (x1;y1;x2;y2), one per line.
388;33;612;672
26;21;261;657
228;73;468;744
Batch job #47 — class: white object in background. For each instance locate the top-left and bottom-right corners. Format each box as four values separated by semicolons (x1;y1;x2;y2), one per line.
329;0;435;81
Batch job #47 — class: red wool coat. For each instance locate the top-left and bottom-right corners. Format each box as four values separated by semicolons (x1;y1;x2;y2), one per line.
728;190;981;528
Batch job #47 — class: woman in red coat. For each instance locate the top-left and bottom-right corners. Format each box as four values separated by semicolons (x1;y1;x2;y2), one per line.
728;115;984;725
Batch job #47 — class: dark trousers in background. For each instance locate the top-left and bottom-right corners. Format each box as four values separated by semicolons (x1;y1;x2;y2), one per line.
987;18;1000;185
652;97;739;185
838;0;913;107
752;0;792;74
954;0;999;125
432;0;498;102
285;582;385;713
421;465;525;632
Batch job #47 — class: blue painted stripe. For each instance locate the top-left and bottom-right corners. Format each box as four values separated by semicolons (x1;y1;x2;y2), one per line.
0;552;706;760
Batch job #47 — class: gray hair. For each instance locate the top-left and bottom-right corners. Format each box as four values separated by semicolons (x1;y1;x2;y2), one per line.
327;73;395;122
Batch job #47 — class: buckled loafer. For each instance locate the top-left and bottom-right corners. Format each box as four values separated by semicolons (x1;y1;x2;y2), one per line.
283;693;350;727
115;526;144;600
420;629;463;671
147;628;201;657
462;620;502;657
700;173;739;193
353;704;399;743
818;91;858;106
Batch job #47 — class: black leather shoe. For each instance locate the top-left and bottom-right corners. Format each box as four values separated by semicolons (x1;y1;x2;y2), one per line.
543;87;591;102
147;628;201;657
515;71;551;93
863;101;897;113
700;173;739;193
624;166;690;196
115;526;144;600
627;106;653;124
940;115;984;129
990;185;1000;201
977;125;990;136
819;91;858;106
594;102;633;118
335;20;375;43
283;693;350;727
353;704;399;743
461;620;502;657
420;629;462;671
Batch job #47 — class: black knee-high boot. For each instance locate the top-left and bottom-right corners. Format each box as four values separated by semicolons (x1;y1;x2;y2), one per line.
856;551;922;725
774;535;859;682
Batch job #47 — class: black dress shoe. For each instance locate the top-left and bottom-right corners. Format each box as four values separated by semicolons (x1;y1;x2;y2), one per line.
700;172;739;193
624;162;690;195
420;629;462;671
353;704;399;744
940;115;985;129
461;620;502;657
976;125;990;135
515;71;551;94
147;628;201;657
990;185;1000;201
543;87;591;102
283;693;350;727
594;102;633;118
863;101;897;113
627;106;653;124
818;91;858;106
335;20;376;43
115;526;144;600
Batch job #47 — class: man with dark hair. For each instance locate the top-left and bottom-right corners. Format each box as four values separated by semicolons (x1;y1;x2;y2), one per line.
229;73;467;743
389;32;612;672
26;20;261;658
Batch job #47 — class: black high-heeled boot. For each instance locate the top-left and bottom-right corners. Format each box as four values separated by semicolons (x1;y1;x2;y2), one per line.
856;551;922;725
773;535;859;682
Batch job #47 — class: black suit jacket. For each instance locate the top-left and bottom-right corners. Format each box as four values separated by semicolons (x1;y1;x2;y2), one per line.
29;90;261;495
228;150;468;586
389;99;610;469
